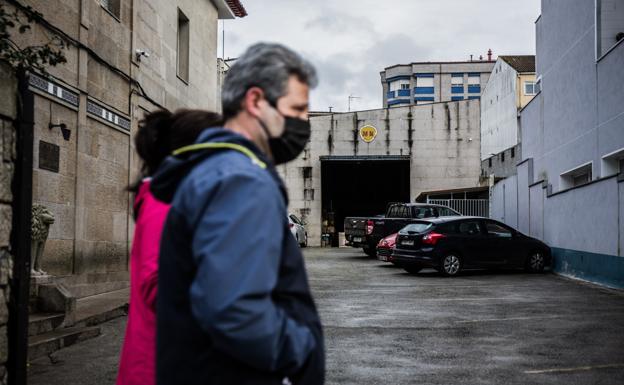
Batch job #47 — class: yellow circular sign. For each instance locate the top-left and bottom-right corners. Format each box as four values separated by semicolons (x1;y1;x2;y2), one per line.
359;125;377;143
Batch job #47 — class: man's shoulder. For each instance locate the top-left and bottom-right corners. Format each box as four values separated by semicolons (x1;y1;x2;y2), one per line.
179;149;276;201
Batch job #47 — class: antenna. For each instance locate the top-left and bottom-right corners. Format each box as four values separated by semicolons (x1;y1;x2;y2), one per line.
348;95;361;112
328;106;333;112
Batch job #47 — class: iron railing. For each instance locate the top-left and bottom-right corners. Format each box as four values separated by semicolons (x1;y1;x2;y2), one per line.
427;199;489;217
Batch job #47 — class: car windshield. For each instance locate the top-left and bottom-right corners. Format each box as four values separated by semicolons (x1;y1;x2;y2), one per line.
400;223;432;234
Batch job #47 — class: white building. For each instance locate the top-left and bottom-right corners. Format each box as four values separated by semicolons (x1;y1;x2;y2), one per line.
480;56;536;162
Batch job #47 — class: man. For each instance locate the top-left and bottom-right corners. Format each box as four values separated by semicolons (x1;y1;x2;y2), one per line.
151;43;325;384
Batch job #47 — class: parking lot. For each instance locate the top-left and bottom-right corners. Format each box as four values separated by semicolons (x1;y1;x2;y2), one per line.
308;247;624;385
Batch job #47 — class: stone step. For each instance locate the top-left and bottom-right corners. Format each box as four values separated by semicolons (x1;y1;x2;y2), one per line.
28;326;101;361
28;313;64;337
74;287;130;327
67;281;130;299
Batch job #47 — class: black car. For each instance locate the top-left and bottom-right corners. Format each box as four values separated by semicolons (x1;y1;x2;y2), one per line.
392;217;551;276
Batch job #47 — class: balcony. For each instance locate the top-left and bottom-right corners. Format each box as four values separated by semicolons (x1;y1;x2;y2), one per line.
451;86;464;94
468;85;481;93
397;89;411;97
387;91;396;99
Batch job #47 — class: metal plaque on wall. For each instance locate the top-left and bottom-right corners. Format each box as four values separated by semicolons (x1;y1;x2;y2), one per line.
39;141;60;173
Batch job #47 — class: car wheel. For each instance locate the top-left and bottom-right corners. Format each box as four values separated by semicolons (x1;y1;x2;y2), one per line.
403;265;423;274
440;253;462;277
525;251;545;273
301;233;308;248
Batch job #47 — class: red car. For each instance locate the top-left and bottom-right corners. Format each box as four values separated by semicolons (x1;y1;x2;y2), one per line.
376;233;398;262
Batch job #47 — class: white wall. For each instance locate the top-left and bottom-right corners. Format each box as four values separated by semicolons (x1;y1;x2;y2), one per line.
480;58;519;160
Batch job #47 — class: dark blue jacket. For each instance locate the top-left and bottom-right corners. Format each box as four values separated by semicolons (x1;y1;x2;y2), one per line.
151;128;324;385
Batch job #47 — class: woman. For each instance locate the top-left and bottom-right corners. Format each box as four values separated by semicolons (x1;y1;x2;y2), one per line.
117;109;222;385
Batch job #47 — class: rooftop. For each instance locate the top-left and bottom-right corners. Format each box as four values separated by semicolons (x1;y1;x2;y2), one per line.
499;55;535;73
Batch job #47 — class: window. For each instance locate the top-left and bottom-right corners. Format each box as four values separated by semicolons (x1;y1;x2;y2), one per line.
451;74;463;85
401;223;432;234
101;0;121;19
458;221;482;236
467;74;480;85
451;96;464;101
389;80;410;91
560;162;592;189
524;81;536;95
304;189;314;201
437;207;460;217
415;76;434;95
485;222;513;238
177;8;190;83
511;147;515;158
501;151;505;162
596;0;624;58
601;148;624;176
302;166;312;179
488;157;492;168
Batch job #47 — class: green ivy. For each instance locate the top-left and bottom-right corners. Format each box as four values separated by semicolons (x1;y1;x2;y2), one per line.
0;4;67;74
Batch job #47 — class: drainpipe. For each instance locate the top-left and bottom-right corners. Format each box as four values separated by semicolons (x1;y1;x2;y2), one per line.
8;70;34;385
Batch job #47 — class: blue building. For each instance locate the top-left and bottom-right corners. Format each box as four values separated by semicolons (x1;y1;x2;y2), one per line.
490;0;624;288
381;58;495;108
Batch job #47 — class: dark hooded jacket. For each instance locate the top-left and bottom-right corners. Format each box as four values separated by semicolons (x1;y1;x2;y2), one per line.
151;128;324;385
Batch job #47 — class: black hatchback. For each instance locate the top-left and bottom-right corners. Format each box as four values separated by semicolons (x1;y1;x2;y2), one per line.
392;217;551;276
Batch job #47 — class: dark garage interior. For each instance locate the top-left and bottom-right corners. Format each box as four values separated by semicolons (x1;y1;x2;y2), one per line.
321;156;410;246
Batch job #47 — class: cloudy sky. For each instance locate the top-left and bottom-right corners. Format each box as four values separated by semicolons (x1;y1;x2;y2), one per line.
218;0;541;112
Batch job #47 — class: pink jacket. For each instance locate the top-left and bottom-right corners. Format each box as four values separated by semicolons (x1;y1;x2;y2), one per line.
117;180;169;385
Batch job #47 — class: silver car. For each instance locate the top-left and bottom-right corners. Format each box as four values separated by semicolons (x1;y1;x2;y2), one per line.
288;214;308;247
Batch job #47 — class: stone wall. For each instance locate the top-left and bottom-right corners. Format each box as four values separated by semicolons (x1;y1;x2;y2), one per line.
279;100;482;246
0;63;18;385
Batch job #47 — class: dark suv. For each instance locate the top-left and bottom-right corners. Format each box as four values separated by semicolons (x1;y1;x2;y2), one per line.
392;217;551;276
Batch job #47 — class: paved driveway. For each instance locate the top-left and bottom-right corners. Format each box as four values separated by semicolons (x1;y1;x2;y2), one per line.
308;247;624;385
28;247;624;385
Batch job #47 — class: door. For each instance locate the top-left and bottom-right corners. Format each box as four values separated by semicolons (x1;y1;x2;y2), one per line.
454;220;488;267
483;220;517;266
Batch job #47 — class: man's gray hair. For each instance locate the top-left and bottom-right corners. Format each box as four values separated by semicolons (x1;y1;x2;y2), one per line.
221;43;318;119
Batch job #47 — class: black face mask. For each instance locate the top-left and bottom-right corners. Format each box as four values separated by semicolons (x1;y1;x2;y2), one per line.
260;115;311;165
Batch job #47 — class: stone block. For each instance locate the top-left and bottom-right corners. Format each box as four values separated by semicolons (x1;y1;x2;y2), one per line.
0;250;12;287
0;163;13;203
0;206;12;248
0;65;17;120
2;122;16;162
0;326;7;364
0;292;7;325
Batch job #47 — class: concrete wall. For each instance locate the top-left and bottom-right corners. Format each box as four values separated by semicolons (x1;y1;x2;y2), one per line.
490;0;624;288
279;100;482;246
12;0;225;277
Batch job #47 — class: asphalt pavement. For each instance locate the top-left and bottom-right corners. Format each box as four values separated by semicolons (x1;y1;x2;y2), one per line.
28;247;624;385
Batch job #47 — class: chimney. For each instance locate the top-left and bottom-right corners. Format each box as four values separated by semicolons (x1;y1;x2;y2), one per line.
470;54;473;61
487;49;493;61
479;55;483;61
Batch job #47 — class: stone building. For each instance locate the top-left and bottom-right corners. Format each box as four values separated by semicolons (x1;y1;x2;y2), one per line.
380;58;495;108
490;0;624;288
6;0;245;279
279;100;482;246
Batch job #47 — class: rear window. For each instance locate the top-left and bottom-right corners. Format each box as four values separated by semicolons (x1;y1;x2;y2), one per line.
413;207;436;219
401;223;433;234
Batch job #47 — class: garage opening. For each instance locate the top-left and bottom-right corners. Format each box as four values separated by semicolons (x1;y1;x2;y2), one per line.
321;156;411;246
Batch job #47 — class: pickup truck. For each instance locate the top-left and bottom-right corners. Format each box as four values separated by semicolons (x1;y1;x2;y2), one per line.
344;203;461;256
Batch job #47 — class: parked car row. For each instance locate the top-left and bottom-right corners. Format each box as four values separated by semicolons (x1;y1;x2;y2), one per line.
375;215;551;276
344;203;461;256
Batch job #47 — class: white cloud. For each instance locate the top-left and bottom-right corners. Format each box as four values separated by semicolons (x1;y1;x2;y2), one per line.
219;0;541;111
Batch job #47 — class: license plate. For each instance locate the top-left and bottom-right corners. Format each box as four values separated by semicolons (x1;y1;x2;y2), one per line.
353;237;362;242
378;254;387;261
401;240;414;246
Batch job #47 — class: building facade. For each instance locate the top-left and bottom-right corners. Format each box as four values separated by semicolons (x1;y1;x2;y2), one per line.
279;100;483;246
480;56;535;163
381;59;495;108
490;0;624;288
5;0;245;282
